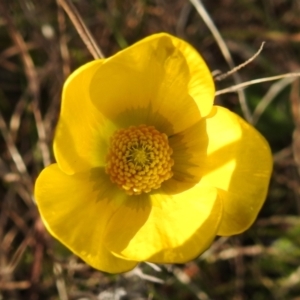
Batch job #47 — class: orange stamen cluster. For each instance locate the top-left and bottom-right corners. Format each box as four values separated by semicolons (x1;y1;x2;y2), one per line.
105;125;174;195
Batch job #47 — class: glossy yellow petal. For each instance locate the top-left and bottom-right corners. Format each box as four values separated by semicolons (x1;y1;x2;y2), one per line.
199;106;272;235
162;118;208;194
171;36;215;117
54;60;116;174
104;186;222;263
89;33;214;135
34;164;137;273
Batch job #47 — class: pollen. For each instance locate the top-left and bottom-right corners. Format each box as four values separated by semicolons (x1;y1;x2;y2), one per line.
105;125;174;195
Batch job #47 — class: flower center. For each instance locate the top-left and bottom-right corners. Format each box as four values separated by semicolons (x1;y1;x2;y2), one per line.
105;125;174;195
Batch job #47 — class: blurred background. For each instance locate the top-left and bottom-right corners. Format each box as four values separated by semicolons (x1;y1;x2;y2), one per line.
0;0;300;299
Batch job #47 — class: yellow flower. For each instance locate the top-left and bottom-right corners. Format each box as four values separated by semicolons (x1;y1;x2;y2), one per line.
34;33;272;273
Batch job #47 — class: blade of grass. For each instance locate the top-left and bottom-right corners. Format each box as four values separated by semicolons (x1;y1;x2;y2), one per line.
189;0;252;123
57;0;104;59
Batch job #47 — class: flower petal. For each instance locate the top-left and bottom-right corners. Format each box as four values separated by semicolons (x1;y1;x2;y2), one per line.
34;164;137;273
54;60;116;174
162;118;208;194
171;36;215;117
199;106;272;235
89;33;214;135
104;186;222;263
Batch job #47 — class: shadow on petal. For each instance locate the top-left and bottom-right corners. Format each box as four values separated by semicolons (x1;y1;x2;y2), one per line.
90;167;152;209
161;118;209;195
108;104;175;136
54;113;116;174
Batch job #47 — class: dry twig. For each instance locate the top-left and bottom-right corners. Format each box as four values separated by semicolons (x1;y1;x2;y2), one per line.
216;72;300;96
214;42;265;81
57;0;104;59
189;0;252;123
